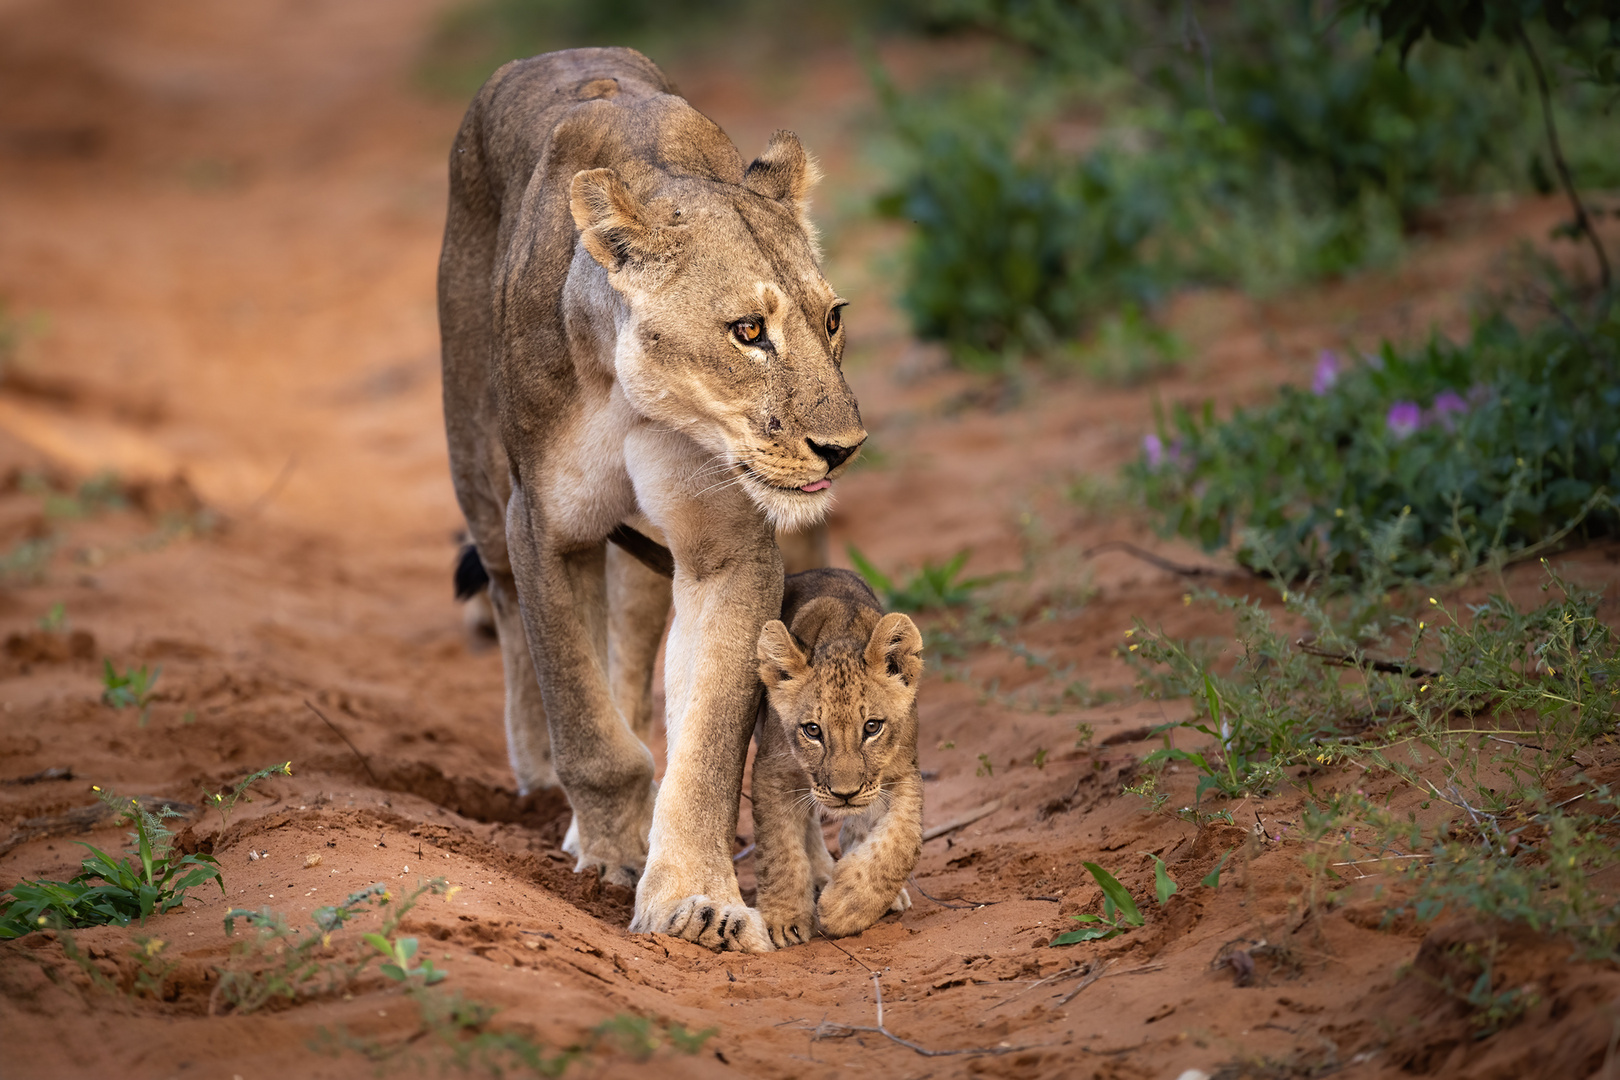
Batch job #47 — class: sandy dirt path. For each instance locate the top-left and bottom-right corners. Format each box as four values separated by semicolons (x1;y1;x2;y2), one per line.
2;2;1618;1078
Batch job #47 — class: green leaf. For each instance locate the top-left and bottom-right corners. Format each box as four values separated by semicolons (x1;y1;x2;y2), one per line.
845;545;894;596
1201;849;1234;890
1081;862;1143;927
1140;852;1179;906
379;963;406;982
397;936;419;961
1051;926;1121;946
362;932;392;956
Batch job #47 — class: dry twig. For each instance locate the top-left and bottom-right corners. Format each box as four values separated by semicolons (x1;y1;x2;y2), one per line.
304;699;379;785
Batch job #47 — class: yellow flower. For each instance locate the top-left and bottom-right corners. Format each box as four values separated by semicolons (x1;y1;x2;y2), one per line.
143;938;165;957
1124;629;1134;638
1419;685;1429;692
91;785;101;792
1128;644;1139;652
445;886;463;902
1182;594;1192;606
282;762;293;775
1418;621;1425;630
1334;508;1344;518
1428;597;1438;606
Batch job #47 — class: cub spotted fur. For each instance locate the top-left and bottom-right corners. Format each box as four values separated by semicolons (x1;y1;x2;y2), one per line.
752;569;924;945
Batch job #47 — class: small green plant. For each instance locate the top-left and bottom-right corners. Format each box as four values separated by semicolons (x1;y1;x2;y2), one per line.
102;660;161;724
1052;855;1183;946
1032;747;1049;770
592;1014;718;1061
847;545;997;611
217;878;450;1014
0;787;223;938
975;753;994;778
38;602;67;632
1073;721;1095;748
202;761;293;828
1123;775;1169;814
366;931;447;986
1051;863;1145;944
130;934;177;999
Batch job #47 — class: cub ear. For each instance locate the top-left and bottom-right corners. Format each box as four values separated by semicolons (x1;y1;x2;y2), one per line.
757;619;811;690
865;612;923;688
743;130;820;222
569;168;675;274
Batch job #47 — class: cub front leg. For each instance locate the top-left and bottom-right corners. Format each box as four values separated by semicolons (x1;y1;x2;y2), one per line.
817;775;923;938
750;733;817;948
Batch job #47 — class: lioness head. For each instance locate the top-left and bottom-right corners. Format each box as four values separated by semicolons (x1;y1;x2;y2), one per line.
569;129;865;532
756;598;923;816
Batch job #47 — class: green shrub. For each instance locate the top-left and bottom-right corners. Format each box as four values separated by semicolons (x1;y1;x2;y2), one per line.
1128;310;1620;583
874;97;1168;368
0;788;223;938
877;1;1615;367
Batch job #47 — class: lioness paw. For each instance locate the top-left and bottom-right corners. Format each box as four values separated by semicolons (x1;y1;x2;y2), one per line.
637;895;774;953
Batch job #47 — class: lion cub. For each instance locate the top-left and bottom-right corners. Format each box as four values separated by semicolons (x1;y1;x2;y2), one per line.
752;569;924;946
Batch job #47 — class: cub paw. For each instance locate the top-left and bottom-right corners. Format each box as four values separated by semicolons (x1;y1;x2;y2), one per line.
889;887;912;914
634;895;774;953
815;881;888;939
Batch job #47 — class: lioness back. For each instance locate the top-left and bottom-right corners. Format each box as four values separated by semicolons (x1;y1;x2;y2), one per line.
752;569;925;945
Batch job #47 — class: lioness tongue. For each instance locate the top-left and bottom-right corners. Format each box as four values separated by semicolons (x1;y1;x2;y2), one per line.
800;479;831;493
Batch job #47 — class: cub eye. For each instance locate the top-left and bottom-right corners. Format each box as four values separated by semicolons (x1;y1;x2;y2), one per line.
826;305;845;336
801;722;822;741
863;718;883;738
732;317;764;345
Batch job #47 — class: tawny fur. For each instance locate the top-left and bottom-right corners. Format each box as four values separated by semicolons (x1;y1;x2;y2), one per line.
439;48;864;953
752;569;924;945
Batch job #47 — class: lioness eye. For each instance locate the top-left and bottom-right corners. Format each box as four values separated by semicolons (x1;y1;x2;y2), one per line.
863;718;883;738
801;723;821;740
732;317;763;344
826;305;844;336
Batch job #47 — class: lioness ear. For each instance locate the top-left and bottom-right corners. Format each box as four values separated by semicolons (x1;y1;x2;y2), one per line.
865;612;923;688
569;168;674;273
757;619;810;689
743;130;820;227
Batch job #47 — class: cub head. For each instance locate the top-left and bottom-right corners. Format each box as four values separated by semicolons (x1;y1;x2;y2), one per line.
569;129;865;532
756;599;923;816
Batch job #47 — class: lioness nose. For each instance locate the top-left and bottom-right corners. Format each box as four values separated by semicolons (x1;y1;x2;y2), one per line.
807;438;860;471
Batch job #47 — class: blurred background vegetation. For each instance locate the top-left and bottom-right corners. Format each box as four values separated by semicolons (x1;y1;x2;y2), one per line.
417;0;1619;583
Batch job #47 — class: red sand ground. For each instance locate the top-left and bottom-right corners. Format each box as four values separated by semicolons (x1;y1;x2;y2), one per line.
2;2;1618;1078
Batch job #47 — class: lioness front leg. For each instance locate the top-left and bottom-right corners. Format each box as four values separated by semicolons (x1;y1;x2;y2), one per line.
817;777;924;938
622;431;780;952
506;488;657;887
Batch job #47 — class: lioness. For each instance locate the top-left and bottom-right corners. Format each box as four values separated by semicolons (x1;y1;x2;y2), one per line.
753;569;924;945
439;48;865;952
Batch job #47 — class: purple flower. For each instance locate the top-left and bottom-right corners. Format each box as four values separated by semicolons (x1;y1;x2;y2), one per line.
1433;391;1467;413
1431;390;1468;431
1386;401;1422;440
1311;350;1339;395
1142;433;1164;468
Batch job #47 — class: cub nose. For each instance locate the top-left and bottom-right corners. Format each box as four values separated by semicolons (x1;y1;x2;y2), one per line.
807;438;861;472
829;787;860;803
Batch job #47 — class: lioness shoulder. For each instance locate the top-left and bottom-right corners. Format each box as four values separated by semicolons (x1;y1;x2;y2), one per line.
751;568;924;945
